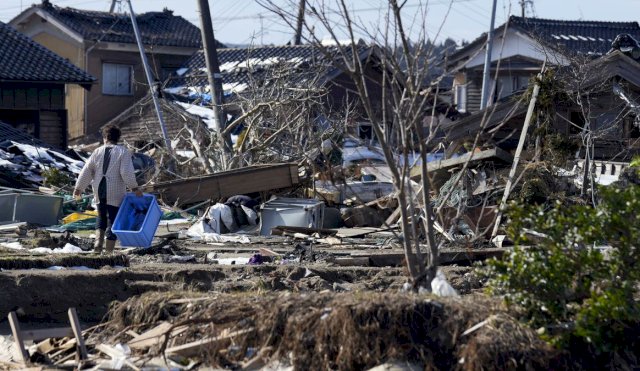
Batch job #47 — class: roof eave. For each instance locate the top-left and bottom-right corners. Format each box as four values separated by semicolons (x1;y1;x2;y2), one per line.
9;6;85;44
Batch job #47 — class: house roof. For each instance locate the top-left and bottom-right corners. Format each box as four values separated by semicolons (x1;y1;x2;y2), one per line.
165;43;373;97
449;16;640;65
22;1;213;49
0;20;95;86
105;94;209;147
581;50;640;89
443;97;526;142
444;51;640;143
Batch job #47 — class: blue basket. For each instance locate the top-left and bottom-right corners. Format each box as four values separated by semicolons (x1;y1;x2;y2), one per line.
112;193;161;248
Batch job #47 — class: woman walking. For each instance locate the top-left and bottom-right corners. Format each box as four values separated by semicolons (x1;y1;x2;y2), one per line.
74;125;142;253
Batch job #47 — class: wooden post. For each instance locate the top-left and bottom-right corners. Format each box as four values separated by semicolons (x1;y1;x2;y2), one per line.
8;312;29;364
491;72;543;238
67;308;88;360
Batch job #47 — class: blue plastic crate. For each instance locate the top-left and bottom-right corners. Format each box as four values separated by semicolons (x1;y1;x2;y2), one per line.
112;193;161;248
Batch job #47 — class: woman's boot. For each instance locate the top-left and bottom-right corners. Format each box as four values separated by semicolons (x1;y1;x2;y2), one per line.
94;229;105;253
105;239;116;254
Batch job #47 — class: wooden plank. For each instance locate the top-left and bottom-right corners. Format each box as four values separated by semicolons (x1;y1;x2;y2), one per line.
410;147;513;179
48;339;76;359
384;206;402;226
8;311;29;364
129;324;188;350
95;344;140;371
271;225;337;236
128;322;172;349
53;351;76;365
334;227;390;238
149;163;300;206
259;248;281;257
67;308;87;360
166;328;253;357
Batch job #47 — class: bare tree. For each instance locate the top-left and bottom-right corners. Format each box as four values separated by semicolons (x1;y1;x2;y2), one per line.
258;0;460;289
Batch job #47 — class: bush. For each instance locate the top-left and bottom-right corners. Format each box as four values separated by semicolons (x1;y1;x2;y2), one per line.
483;186;640;355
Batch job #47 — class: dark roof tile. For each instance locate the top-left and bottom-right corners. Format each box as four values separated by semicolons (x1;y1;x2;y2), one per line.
510;16;640;55
167;44;369;94
0;20;95;84
37;3;217;48
450;16;640;62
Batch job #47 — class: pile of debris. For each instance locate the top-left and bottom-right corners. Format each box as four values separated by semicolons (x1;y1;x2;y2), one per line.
79;291;561;370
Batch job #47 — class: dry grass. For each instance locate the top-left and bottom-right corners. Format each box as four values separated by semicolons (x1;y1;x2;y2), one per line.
103;291;563;370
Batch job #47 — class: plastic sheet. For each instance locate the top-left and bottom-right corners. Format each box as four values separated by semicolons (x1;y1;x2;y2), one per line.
431;270;458;297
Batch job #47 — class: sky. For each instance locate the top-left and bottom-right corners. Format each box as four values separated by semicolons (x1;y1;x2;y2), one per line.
1;0;639;46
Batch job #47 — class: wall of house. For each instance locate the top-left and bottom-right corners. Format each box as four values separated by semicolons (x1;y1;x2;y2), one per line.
83;49;191;142
0;82;67;148
327;63;388;123
465;31;568;69
31;32;87;141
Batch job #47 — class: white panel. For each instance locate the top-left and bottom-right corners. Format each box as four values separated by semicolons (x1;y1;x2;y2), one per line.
103;63;133;95
102;63;118;95
465;30;563;69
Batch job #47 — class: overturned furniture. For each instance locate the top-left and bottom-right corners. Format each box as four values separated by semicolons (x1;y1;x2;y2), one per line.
148;163;299;206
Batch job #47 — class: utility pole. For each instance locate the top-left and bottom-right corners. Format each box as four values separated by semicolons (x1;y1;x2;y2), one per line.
480;0;497;110
125;0;173;157
197;0;225;133
293;0;306;45
109;0;118;13
519;0;533;18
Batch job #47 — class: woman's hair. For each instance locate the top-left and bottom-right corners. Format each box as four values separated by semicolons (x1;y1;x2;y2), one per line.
102;125;121;143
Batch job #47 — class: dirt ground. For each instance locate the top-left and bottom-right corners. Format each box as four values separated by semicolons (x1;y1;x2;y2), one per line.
0;230;502;369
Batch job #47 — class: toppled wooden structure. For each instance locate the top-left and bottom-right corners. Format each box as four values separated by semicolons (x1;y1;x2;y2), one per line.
148;163;300;206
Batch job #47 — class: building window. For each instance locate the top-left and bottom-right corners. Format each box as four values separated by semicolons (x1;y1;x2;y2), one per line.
102;63;133;95
454;84;467;113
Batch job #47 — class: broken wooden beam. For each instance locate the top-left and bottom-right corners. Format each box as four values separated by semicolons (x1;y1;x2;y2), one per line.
166;328;254;357
410;147;513;180
148;163;299;206
270;225;337;237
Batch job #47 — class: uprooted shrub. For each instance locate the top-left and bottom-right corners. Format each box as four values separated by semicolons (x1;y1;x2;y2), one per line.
483;185;640;366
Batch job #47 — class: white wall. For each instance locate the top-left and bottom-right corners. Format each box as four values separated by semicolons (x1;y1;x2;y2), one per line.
465;30;569;68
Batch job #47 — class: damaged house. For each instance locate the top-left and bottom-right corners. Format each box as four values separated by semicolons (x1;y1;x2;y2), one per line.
440;17;640;186
9;0;218;144
165;42;404;143
0;20;95;149
446;16;640;113
444;49;640;162
102;94;210;154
